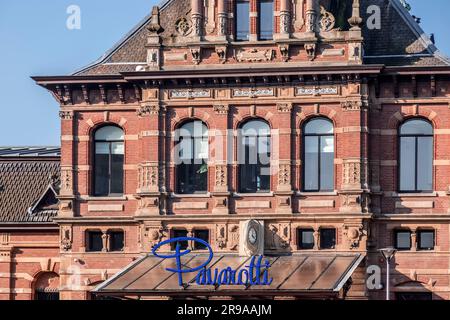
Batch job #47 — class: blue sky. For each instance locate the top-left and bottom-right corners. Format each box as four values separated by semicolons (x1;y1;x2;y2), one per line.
0;0;449;146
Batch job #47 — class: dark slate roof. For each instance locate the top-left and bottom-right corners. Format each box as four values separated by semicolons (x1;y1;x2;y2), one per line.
0;147;61;158
0;148;60;223
73;0;449;76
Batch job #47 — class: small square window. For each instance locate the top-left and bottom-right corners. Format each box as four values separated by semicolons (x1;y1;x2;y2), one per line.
418;230;434;250
320;229;336;249
109;231;124;252
395;230;412;250
298;229;315;250
87;231;103;252
171;230;188;251
194;230;209;250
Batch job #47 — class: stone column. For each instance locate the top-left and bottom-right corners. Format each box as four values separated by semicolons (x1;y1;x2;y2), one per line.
275;103;293;214
279;0;291;39
217;0;228;38
135;91;165;216
212;104;230;215
191;0;203;40
59;110;76;218
305;0;318;34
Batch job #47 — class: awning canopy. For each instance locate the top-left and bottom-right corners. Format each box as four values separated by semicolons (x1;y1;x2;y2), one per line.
93;253;364;299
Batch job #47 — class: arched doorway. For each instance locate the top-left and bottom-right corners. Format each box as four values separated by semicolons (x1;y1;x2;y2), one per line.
33;272;60;300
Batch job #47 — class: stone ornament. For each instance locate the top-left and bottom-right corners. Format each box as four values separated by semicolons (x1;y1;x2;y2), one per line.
235;49;274;63
319;6;336;32
137;103;160;116
59;111;74;120
175;17;192;36
304;43;316;61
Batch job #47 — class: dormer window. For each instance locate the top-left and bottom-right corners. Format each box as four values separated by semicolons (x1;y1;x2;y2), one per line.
236;0;250;41
259;0;274;40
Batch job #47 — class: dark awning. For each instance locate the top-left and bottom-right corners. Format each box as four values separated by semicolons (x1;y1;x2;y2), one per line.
93;253;364;298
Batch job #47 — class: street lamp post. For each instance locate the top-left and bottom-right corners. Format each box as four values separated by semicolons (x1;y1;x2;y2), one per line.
380;247;397;301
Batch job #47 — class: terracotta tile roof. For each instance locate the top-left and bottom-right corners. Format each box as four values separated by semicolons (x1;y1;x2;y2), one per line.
0;148;60;223
73;0;449;76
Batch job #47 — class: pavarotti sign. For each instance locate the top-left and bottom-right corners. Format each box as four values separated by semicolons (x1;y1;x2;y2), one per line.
152;237;273;287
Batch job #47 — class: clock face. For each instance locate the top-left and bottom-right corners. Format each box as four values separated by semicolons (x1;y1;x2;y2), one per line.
248;227;258;245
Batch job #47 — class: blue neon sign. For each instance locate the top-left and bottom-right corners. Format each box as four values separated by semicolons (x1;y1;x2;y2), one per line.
152;237;273;287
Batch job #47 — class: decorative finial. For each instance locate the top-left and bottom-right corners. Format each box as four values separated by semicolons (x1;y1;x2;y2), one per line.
399;0;412;11
147;6;163;34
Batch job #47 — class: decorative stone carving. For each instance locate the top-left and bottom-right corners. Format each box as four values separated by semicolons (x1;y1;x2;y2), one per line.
215;46;227;64
58;200;73;217
60;226;73;251
59;111;74;120
213;104;229;115
216;224;227;249
138;162;159;193
191;14;202;38
233;88;274;98
348;0;363;30
343;223;366;249
0;233;10;245
341;100;367;111
278;164;291;187
305;3;317;33
342;159;368;190
304;43;316;61
228;225;239;251
235;49;274;63
267;223;291;250
217;13;227;36
175;17;192;36
170;89;211;99
297;86;338;96
215;165;227;188
147;6;164;34
60;166;73;196
146;48;160;70
279;44;290;62
137;103;160;116
277;103;293;113
279;11;291;35
319;6;336;32
190;48;201;65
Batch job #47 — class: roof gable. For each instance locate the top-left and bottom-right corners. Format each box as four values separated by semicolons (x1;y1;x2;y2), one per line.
73;0;449;76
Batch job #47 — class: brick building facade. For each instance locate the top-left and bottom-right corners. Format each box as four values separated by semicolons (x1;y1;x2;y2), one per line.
1;0;450;300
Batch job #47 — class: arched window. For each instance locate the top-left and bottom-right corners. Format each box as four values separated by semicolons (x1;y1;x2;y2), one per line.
238;119;271;193
175;121;208;194
399;119;433;192
303;118;334;192
94;126;124;196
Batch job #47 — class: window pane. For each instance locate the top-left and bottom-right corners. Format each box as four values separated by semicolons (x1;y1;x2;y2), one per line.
257;164;271;191
194;230;209;250
111;142;124;155
396;231;411;250
241;120;270;136
195;138;209;160
111;152;124;194
94;146;109;196
171;230;188;250
95;126;124;141
88;232;103;252
259;1;274;40
320;136;334;191
417;137;433;191
236;1;250;41
298;229;314;250
400;137;416;191
320;229;336;249
304;136;319;191
419;231;434;250
109;232;124;252
305;119;334;135
400;120;433;135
